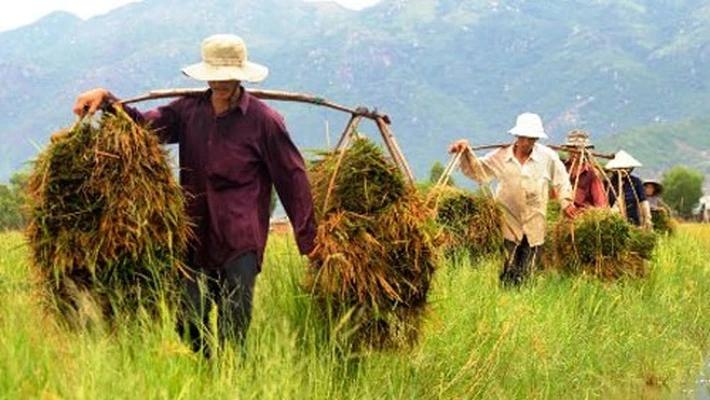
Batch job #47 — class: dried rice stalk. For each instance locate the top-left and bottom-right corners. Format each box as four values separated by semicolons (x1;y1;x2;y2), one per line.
428;186;504;263
544;208;657;279
306;137;438;350
26;108;191;324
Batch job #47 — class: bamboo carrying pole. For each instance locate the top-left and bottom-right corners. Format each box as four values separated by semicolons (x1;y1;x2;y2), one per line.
468;142;617;198
118;87;416;186
120;88;385;120
548;144;614;160
465;140;624;207
468;143;614;160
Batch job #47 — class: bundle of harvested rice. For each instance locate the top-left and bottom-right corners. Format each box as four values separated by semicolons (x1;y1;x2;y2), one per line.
428;186;504;263
309;139;405;219
26;108;190;323
546;208;656;279
651;208;676;235
627;227;658;260
306;138;438;350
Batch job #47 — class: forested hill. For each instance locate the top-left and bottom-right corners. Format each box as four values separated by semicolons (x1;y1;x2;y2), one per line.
0;0;708;182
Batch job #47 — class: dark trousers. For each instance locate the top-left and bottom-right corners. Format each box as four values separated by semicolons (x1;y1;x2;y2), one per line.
501;235;540;287
177;252;259;357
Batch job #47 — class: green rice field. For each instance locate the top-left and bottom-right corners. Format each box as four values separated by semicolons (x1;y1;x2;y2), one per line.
2;224;710;399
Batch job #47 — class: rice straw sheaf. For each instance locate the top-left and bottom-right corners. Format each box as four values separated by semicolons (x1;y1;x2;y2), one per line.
26;108;191;324
627;227;658;260
428;186;504;263
309;138;405;220
651;208;677;235
546;208;657;279
306;138;438;351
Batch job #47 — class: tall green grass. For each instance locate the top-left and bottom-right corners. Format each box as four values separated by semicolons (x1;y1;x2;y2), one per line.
2;225;710;399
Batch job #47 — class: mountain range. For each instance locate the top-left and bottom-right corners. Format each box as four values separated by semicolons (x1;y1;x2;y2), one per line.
0;0;708;187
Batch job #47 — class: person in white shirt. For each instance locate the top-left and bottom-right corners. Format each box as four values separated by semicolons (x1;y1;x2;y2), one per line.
449;112;576;286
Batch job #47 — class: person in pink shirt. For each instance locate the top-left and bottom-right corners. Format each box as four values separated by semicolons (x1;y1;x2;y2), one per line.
563;130;608;210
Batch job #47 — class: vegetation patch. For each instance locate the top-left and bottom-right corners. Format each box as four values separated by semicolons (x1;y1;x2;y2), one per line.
651;208;678;235
428;185;504;263
2;225;710;398
545;208;658;279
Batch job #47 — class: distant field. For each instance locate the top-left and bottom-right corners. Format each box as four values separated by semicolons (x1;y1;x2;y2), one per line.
2;225;710;399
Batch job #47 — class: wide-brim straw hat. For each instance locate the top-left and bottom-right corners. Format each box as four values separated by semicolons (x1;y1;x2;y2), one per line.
643;180;663;195
566;129;594;148
508;112;548;139
605;150;642;169
182;34;269;83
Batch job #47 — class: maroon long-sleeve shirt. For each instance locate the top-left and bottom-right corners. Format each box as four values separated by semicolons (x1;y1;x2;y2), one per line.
122;88;316;270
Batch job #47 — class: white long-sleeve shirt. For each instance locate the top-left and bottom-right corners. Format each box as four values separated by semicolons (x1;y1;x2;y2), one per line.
460;143;573;246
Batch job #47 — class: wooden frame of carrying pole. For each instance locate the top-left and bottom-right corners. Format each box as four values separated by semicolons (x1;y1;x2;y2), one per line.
119;88;416;185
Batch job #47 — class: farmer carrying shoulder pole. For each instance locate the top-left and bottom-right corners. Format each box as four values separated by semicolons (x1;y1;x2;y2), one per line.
71;34;317;356
449;112;576;287
563;130;608;210
604;150;652;230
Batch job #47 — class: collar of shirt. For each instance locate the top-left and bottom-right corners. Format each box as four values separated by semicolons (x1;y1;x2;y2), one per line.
504;143;541;164
203;87;251;115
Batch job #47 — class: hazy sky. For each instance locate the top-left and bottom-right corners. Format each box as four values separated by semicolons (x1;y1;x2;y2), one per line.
0;0;382;32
